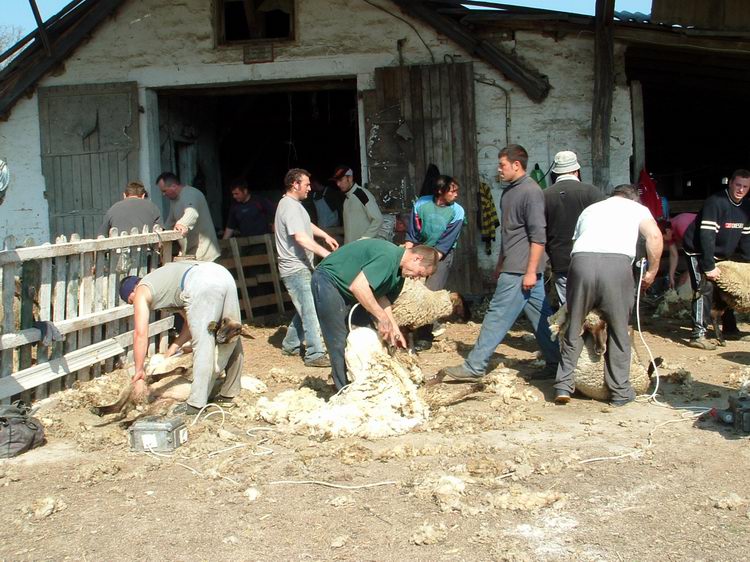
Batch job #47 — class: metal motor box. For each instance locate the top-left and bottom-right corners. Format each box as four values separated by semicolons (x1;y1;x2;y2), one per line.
128;416;188;452
729;395;750;433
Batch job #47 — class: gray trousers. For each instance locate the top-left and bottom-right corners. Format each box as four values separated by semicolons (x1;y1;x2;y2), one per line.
554;253;635;402
182;262;243;407
425;251;454;291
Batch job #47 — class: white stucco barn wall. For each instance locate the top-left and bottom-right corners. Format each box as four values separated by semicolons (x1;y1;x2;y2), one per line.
0;0;633;275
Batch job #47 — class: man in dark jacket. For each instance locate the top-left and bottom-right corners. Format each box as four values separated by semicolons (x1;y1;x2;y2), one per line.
682;169;750;349
544;151;604;305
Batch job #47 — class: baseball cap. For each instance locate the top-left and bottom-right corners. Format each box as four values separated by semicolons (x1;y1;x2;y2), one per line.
331;165;354;181
119;276;141;303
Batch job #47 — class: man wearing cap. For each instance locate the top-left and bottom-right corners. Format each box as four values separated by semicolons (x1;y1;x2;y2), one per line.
119;261;243;415
544;150;604;305
332;166;384;244
156;172;221;262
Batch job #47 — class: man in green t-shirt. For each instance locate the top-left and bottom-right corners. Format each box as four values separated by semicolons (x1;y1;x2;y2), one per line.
312;239;439;389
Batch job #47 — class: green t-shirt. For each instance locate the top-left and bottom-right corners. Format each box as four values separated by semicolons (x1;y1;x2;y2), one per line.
317;239;405;304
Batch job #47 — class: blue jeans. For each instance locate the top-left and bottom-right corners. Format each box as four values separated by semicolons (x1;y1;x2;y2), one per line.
311;269;349;389
281;269;326;361
464;272;560;375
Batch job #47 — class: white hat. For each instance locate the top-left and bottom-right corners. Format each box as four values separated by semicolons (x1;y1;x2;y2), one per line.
552;151;580;174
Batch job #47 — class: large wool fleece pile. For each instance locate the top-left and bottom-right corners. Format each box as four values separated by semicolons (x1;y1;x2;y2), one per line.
391;278;453;329
548;306;651;401
716;261;750;311
256;328;429;439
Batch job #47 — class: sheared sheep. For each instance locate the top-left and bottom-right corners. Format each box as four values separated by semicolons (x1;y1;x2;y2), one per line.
711;261;750;345
548;305;653;401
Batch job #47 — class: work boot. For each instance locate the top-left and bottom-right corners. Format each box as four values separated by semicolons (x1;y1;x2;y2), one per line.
172;402;201;416
525;362;558;381
688;337;716;351
609;397;635;407
440;364;483;382
554;389;571;405
413;339;432;352
305;355;331;368
211;395;238;409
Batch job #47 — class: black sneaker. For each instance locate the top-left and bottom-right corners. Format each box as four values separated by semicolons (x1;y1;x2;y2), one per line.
609;397;635;407
688;337;716;351
172;402;201;416
413;339;433;352
526;363;558;380
211;395;237;409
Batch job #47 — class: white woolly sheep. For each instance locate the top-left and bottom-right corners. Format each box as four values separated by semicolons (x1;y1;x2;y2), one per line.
391;278;468;330
711;261;750;345
549;305;651;401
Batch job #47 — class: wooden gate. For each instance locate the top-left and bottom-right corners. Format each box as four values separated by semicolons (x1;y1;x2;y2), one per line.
363;62;481;294
38;82;141;240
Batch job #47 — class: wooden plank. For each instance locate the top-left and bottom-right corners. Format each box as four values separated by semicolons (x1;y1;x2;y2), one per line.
64;234;80;389
48;235;67;395
105;230;119;371
410;65;426;192
92;243;107;379
250;293;286;308
630;80;645;183
0;230;182;265
264;234;286;313
18;238;38;402
421;67;435;168
591;0;615;189
76;250;94;382
1;236;17;404
36;254;53;398
429;65;443;172
229;238;253;320
459;62;481;294
0;304;134;351
439;65;453;178
0;339;125;401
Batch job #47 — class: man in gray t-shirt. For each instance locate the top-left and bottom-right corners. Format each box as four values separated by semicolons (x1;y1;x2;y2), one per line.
120;261;243;415
274;168;338;367
99;181;161;236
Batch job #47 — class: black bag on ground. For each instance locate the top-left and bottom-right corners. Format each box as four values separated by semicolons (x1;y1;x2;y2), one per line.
0;401;46;459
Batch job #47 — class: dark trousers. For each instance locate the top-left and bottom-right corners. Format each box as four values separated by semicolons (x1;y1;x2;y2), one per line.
685;253;737;337
554;253;636;402
311;269;350;390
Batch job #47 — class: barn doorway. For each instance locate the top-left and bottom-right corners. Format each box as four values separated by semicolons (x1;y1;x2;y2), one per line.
626;46;750;212
156;80;359;230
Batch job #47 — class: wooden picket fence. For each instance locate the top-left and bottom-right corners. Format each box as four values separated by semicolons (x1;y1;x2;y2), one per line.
0;227;182;402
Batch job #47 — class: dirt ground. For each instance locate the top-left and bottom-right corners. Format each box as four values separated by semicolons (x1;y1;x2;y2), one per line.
2;297;750;562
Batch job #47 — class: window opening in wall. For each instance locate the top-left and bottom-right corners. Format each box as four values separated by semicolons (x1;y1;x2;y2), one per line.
219;0;294;44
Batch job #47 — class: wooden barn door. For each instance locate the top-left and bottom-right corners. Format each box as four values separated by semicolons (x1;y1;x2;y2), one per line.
363;62;481;294
38;82;140;240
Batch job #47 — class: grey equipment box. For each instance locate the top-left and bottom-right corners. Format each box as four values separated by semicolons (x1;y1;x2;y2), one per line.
129;416;188;452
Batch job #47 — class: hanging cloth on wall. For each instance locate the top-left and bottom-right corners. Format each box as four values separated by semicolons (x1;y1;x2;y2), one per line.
478;181;500;255
638;167;664;220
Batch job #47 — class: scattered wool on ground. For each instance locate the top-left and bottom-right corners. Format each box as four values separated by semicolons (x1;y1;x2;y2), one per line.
256;328;428;439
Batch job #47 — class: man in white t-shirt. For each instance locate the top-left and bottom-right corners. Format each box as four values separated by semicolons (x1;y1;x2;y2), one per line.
554;184;662;407
275;168;339;367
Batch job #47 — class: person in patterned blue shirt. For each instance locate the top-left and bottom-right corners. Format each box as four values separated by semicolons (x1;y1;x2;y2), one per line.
405;175;466;347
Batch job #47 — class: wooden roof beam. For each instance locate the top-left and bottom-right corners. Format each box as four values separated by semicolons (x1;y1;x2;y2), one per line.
391;0;551;102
